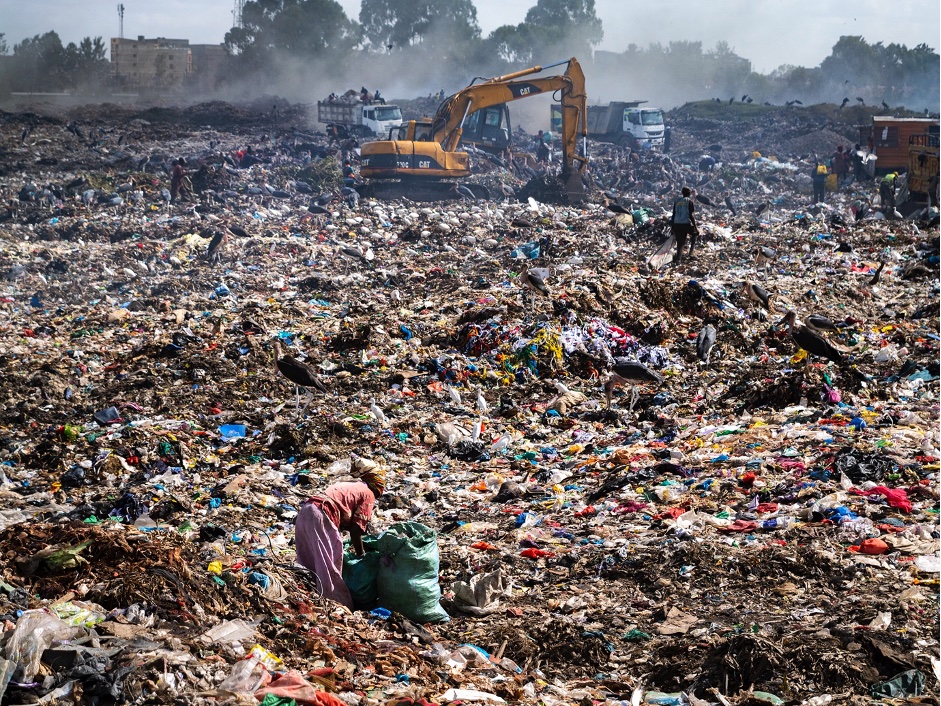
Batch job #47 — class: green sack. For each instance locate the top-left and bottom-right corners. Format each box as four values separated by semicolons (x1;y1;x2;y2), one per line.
376;521;449;623
342;537;379;609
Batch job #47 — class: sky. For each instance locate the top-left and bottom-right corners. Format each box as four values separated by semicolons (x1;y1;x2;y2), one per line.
0;0;938;74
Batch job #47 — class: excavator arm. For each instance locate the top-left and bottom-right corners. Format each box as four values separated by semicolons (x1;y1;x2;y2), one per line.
359;57;588;201
431;57;588;175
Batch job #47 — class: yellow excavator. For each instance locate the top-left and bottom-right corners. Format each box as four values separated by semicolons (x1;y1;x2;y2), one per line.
358;57;589;202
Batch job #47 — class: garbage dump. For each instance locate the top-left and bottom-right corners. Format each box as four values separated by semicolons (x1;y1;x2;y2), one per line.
0;99;938;706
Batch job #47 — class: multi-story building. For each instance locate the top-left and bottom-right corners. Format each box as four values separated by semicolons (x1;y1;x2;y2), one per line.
110;36;192;90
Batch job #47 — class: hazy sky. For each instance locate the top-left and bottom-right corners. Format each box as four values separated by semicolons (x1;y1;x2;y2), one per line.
0;0;938;74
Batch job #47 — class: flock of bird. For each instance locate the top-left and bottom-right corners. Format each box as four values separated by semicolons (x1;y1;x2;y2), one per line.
710;95;899;112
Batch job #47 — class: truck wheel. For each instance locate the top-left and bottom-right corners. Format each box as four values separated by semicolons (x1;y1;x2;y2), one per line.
618;135;637;149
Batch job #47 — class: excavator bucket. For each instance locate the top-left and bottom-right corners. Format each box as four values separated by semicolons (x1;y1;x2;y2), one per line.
562;171;588;202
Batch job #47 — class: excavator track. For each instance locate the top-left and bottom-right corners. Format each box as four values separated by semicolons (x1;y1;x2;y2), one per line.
356;180;490;202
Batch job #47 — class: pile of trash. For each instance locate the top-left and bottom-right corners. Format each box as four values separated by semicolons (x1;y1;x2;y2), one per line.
0;98;937;706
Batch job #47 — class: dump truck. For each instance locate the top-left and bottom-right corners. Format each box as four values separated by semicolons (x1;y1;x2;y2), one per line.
551;100;665;149
316;100;404;137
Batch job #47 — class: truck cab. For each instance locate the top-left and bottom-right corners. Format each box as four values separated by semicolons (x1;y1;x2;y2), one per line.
552;100;666;149
362;105;403;136
623;107;665;148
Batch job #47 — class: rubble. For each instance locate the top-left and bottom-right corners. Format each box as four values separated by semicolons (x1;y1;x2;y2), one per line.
0;98;938;706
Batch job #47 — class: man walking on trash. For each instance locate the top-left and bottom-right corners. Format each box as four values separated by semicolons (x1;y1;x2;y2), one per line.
670;186;697;265
294;469;385;609
169;157;186;202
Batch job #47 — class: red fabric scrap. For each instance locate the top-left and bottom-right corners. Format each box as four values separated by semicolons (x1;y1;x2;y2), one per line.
520;548;556;559
869;485;913;513
718;520;758;532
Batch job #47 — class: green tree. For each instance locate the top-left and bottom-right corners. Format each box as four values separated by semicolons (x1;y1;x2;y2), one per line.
820;36;880;90
11;32;68;91
359;0;480;51
521;0;603;62
0;33;8;55
484;24;532;64
224;0;361;71
65;37;109;90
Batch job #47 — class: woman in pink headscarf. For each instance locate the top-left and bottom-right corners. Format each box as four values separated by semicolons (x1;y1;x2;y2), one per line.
294;470;385;608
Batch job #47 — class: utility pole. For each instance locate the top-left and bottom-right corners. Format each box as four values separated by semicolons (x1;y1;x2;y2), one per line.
117;4;125;38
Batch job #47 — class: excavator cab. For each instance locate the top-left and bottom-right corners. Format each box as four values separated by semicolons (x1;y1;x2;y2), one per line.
461;105;511;153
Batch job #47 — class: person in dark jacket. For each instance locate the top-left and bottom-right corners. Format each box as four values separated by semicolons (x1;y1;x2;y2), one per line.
811;162;828;203
670;186;697;264
170;158;186;202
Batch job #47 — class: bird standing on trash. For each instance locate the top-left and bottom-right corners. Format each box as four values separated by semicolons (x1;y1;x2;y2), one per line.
227;223;250;239
804;313;841;334
780;311;867;381
520;263;549;309
742;281;772;310
272;339;328;415
338;244;369;272
696;324;717;364
476;389;489;414
446;384;462;407
370;399;387;425
451;183;476;202
755;246;776;268
604;359;663;410
206;230;226;263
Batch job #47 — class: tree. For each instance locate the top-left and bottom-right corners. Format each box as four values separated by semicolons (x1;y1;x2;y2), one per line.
521;0;603;62
11;32;68;91
0;33;8;55
65;37;109;90
484;24;532;64
359;0;480;52
224;0;361;71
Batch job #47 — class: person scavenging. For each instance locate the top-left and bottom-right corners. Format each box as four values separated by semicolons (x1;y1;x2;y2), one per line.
294;469;385;609
811;161;828;204
670;186;698;265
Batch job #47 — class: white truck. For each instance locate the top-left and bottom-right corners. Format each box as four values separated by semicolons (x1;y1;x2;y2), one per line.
317;100;404;138
552;100;666;149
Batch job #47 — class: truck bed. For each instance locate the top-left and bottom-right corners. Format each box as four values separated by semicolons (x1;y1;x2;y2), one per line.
317;102;361;125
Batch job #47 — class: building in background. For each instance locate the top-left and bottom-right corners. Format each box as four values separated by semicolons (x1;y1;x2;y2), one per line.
111;36;191;90
189;44;227;92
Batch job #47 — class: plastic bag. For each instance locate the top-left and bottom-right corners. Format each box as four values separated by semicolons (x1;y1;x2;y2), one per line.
0;658;15;701
343;537;380;609
202;619;259;644
3;610;83;682
869;669;925;698
217;657;270;694
376;521;449;623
